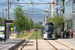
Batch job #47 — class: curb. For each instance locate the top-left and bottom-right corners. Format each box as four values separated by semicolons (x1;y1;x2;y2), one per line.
8;39;26;50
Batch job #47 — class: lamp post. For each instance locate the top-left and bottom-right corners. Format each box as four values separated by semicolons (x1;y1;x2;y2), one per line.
5;9;7;19
3;9;4;23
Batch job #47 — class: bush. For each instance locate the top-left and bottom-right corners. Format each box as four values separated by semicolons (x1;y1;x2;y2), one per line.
56;33;61;38
16;33;29;38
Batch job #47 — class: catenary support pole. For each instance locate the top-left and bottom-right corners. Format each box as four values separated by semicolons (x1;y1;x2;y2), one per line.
7;0;9;39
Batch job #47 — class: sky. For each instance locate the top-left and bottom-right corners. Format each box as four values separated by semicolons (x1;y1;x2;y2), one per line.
0;0;52;23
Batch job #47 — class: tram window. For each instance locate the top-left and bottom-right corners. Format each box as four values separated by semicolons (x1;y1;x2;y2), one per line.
45;26;53;32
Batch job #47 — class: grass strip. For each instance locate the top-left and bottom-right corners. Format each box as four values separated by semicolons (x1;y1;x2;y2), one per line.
27;31;43;39
16;33;29;38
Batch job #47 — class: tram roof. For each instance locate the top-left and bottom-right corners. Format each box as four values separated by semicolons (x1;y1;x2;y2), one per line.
42;22;55;26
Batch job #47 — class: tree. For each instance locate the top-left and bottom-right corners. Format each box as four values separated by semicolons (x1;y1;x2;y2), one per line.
33;22;41;29
0;17;2;23
47;13;64;28
13;5;30;35
0;17;5;25
39;22;43;25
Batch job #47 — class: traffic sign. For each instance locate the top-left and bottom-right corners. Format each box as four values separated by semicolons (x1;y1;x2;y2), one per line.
13;27;16;30
11;27;13;30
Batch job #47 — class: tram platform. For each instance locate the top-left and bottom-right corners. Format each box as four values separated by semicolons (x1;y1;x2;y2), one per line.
0;39;25;50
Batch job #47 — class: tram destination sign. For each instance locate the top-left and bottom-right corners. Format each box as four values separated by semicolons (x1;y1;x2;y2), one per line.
6;19;13;24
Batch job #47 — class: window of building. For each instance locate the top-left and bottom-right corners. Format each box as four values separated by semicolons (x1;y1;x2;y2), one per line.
73;2;75;11
60;0;63;7
58;0;60;9
65;0;70;3
58;10;60;15
65;2;72;15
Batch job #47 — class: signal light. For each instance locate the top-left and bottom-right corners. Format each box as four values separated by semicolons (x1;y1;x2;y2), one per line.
29;2;32;4
53;2;56;4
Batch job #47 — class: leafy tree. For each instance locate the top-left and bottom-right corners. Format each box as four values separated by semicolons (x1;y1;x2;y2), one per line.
0;17;5;25
9;24;14;30
33;22;41;29
0;17;2;23
47;13;64;28
39;22;43;25
13;5;30;34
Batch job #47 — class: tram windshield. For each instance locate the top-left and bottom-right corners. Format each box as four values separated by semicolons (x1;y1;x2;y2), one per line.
45;26;53;32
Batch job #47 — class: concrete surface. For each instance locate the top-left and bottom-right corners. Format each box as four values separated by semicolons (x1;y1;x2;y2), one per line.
58;39;75;46
17;39;75;50
22;40;36;50
0;39;25;50
9;33;16;39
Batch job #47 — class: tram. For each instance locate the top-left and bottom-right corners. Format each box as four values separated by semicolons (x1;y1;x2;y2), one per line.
41;22;56;39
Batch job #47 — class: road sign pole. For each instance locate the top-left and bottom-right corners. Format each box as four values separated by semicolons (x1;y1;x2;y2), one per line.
4;19;6;42
12;30;13;34
13;27;16;34
14;30;15;34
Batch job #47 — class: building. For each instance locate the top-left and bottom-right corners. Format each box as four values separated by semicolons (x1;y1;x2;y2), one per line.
44;0;56;22
52;0;56;16
44;5;51;22
57;0;75;32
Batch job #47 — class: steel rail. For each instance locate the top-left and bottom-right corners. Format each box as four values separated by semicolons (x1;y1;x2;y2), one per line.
36;31;38;50
20;32;35;50
55;40;73;50
46;40;58;50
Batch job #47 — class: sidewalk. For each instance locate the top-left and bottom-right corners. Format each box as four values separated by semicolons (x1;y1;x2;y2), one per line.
0;39;25;50
9;33;16;39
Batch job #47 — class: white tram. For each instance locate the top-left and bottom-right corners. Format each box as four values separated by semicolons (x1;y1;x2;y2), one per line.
41;22;56;39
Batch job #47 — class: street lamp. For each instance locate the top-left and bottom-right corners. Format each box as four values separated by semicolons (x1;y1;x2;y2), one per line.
5;9;7;19
29;2;33;4
17;0;20;1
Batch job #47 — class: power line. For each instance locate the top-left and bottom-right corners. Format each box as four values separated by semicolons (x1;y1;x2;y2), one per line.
9;2;53;4
23;10;48;12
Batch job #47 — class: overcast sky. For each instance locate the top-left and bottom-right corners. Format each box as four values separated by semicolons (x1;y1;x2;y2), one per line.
0;0;52;23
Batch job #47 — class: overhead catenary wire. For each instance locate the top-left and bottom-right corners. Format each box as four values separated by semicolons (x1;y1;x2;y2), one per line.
9;2;53;4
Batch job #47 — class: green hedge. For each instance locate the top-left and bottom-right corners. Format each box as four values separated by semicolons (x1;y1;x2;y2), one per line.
16;33;29;38
67;20;72;29
56;33;61;38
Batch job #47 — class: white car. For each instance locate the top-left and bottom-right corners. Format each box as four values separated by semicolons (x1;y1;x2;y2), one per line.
0;34;5;39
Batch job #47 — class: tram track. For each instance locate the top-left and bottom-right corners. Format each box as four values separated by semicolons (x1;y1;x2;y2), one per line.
20;32;35;50
46;40;74;50
55;40;73;50
55;40;74;50
46;40;58;50
20;31;38;50
16;31;75;50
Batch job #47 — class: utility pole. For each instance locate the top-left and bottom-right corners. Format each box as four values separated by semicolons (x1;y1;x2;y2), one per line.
5;9;7;19
3;9;4;23
8;0;9;19
7;0;9;39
